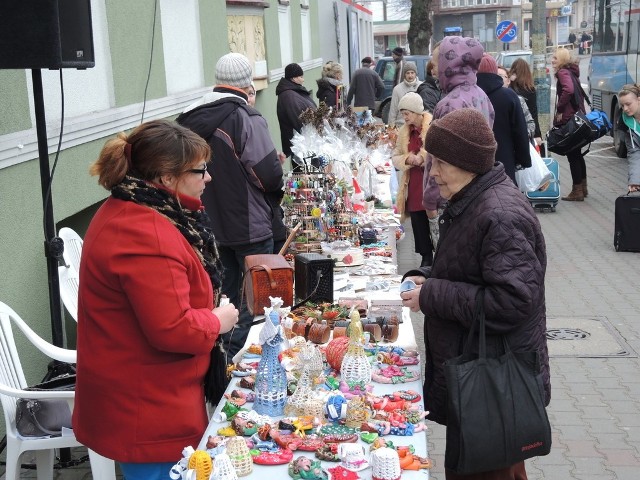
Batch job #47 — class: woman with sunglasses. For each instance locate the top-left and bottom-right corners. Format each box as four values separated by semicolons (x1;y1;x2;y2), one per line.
73;119;239;480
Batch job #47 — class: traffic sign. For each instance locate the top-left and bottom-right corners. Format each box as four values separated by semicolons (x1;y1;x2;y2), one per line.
496;20;517;43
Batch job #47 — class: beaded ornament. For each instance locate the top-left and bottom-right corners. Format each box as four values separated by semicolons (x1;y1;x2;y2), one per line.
345;395;371;429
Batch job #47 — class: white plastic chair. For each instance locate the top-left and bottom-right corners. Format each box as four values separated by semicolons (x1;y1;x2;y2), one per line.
58;228;83;322
58;265;79;322
0;301;115;480
58;227;83;272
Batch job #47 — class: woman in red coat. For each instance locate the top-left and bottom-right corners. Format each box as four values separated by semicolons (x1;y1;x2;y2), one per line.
73;120;239;479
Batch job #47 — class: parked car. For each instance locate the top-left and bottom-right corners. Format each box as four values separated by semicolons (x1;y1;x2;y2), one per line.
495;50;533;70
373;55;431;123
494;50;552;86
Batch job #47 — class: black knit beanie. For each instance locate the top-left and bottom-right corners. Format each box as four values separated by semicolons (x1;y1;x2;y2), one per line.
285;63;304;79
424;109;497;174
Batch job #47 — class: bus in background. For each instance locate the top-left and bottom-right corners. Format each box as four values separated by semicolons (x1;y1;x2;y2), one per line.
588;0;640;157
444;26;463;37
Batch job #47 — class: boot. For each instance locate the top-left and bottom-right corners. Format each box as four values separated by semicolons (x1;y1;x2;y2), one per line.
581;178;588;197
562;184;585;201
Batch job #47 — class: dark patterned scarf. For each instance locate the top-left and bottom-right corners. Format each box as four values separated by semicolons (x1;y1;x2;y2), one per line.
111;175;223;301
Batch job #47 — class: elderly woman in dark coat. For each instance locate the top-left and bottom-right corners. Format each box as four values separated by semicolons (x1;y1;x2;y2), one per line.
400;108;549;480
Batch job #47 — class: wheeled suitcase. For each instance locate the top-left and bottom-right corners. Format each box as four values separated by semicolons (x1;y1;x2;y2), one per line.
526;157;560;211
614;193;640;252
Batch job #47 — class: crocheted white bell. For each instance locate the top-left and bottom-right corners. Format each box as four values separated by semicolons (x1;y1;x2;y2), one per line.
340;309;372;385
370;447;401;480
211;452;238;480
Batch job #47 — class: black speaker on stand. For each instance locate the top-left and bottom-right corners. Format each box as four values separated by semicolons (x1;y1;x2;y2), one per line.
0;0;95;349
0;0;95;465
295;253;335;304
0;0;95;70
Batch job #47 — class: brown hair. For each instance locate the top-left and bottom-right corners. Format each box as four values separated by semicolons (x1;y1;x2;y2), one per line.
426;60;436;77
90;119;210;190
509;58;534;92
619;83;640;98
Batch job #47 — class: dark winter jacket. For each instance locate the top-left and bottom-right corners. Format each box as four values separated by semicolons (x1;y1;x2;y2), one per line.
405;163;549;426
276;78;317;157
554;63;585;127
512;85;542;138
477;72;531;183
177;89;284;247
346;66;385;110
316;77;341;107
416;75;442;113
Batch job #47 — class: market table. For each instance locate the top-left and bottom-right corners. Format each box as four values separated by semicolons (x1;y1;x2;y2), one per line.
198;284;430;479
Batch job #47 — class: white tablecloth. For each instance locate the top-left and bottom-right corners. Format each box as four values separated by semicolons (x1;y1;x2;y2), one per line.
199;293;430;479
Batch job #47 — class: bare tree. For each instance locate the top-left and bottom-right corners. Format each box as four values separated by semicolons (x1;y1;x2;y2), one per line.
388;0;412;14
408;0;432;55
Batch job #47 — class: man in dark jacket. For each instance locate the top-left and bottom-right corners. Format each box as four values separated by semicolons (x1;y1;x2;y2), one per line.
476;54;531;184
400;109;549;478
177;52;284;359
391;47;405;87
416;59;442;113
346;56;385;110
276;63;317;164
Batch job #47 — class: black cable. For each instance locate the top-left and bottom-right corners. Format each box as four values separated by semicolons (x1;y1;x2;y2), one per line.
42;69;65;251
140;0;159;124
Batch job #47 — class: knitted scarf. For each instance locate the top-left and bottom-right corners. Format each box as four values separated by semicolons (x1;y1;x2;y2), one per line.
111;175;223;298
112;175;228;405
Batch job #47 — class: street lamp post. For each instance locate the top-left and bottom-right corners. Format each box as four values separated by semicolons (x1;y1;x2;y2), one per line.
532;0;551;143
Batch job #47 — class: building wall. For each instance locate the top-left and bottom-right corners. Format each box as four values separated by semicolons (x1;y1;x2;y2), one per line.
317;0;374;81
0;0;328;435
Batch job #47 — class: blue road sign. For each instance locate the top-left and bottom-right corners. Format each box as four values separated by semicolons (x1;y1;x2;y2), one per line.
496;20;517;43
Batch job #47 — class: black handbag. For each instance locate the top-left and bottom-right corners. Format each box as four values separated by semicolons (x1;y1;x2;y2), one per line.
15;373;75;437
547;73;596;155
443;291;551;475
547;111;594;155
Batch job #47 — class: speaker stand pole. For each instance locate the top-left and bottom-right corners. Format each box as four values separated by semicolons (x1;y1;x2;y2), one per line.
32;69;64;349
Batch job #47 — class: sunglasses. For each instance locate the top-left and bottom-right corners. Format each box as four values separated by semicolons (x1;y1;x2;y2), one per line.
186;166;208;179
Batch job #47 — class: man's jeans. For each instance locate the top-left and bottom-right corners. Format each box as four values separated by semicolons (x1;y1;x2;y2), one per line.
218;238;274;361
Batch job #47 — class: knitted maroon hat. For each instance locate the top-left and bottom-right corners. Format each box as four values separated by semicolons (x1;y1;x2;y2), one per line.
477;54;498;74
424;109;497;174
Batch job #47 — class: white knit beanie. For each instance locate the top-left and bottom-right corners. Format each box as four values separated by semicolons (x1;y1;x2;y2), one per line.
215;53;253;88
398;92;424;114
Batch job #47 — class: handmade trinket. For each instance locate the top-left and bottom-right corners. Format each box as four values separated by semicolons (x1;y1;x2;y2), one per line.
288;456;329;480
340;310;372;385
254;319;288;416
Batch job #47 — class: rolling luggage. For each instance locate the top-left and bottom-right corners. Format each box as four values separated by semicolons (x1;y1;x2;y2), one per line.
614;193;640;252
526;157;560;211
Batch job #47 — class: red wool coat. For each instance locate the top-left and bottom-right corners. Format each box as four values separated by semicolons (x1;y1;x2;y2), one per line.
72;196;221;463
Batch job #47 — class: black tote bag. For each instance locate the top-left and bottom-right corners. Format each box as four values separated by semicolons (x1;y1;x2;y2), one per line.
443;291;552;475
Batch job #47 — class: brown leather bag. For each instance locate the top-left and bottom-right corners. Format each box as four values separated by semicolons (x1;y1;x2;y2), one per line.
243;254;294;315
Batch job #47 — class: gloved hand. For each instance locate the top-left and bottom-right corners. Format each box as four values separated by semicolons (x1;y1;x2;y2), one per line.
428;215;440;249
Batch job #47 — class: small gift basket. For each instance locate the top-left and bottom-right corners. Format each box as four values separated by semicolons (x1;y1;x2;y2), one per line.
211;452;238;480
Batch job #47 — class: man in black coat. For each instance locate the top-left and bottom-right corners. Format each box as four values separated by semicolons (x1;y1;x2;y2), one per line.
346;56;385;110
276;63;317;163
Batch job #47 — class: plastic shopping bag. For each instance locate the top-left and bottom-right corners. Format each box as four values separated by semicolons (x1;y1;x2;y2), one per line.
516;143;553;193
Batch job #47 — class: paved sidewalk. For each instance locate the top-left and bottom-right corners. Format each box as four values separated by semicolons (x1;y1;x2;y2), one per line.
399;138;640;480
3;139;639;479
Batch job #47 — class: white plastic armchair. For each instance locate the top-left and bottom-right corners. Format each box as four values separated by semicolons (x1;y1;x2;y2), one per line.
58;227;83;272
58;228;83;322
0;301;115;480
